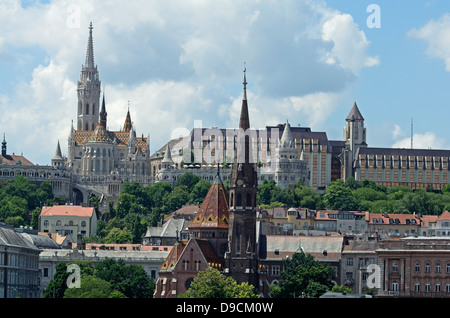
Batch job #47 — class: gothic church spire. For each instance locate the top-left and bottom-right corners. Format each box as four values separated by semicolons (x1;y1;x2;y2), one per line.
85;22;95;69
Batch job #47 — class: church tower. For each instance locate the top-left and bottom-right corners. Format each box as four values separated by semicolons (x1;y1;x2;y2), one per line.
77;22;101;131
224;69;259;289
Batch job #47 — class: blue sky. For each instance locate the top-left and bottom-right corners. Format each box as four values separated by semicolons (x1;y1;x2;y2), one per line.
1;0;450;164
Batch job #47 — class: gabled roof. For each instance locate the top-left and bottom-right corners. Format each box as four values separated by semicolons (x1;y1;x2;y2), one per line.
0;154;34;165
40;205;95;218
159;238;221;272
438;210;450;221
145;218;185;238
188;174;229;229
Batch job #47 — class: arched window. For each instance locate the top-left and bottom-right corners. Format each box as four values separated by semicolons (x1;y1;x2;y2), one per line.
237;193;242;206
86;103;89;115
246;192;252;208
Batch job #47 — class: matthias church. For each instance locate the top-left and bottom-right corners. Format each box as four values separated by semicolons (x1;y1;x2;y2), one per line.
54;23;151;205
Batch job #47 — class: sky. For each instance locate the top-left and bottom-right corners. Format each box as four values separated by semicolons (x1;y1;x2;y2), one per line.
1;0;450;165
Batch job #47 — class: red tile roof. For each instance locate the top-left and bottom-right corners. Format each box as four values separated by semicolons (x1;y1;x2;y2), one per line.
0;154;34;165
40;205;94;217
438;210;450;221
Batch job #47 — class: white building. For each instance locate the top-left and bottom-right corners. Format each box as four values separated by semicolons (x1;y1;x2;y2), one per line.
39;205;98;237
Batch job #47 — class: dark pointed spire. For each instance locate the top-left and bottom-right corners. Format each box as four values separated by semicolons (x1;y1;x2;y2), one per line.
99;91;107;128
123;104;132;132
2;133;6;157
85;22;95;68
239;64;250;131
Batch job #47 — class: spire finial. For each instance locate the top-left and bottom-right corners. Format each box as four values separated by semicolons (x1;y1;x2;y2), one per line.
242;62;247;101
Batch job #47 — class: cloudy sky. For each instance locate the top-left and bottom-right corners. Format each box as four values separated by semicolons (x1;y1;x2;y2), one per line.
1;0;450;165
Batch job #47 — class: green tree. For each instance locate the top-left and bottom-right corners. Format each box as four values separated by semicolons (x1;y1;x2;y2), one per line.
63;274;124;298
174;172;200;190
294;183;323;209
94;258;155;298
323;180;358;210
331;285;353;294
257;180;276;205
271;251;335;298
104;227;133;243
189;179;211;205
182;267;259;298
43;263;70;298
165;187;190;212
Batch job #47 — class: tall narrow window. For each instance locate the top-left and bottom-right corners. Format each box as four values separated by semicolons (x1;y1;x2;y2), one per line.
86;104;89;115
236;225;241;255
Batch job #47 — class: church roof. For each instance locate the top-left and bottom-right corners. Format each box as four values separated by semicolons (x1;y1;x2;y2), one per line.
86;122;113;143
189;173;229;229
74;129;148;152
123;110;132;132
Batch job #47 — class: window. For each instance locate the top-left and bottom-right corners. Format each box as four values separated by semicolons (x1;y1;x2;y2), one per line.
435;283;441;292
436;263;441;273
271;265;280;276
425;263;431;273
392;281;398;291
392;262;398;273
425;283;431;292
415;263;420;273
414;283;420;292
43;220;49;227
347;257;354;266
446;263;450;273
362;272;369;282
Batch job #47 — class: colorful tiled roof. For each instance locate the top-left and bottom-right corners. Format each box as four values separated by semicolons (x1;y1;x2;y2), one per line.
188;174;229;229
74;130;148;152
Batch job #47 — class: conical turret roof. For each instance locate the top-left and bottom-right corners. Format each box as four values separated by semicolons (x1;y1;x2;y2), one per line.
189;173;229;229
346;102;364;121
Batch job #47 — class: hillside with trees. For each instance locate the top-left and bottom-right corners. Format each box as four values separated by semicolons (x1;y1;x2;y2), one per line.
2;172;450;244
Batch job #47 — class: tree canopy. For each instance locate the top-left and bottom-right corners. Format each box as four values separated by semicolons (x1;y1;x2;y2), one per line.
269;251;335;298
180;267;260;298
44;258;155;298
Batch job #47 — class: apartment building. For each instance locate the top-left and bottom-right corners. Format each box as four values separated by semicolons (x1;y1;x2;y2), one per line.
376;237;450;297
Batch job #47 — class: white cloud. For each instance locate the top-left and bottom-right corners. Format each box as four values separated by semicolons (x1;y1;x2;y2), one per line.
392;124;404;139
321;13;380;74
392;132;445;149
408;13;450;71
